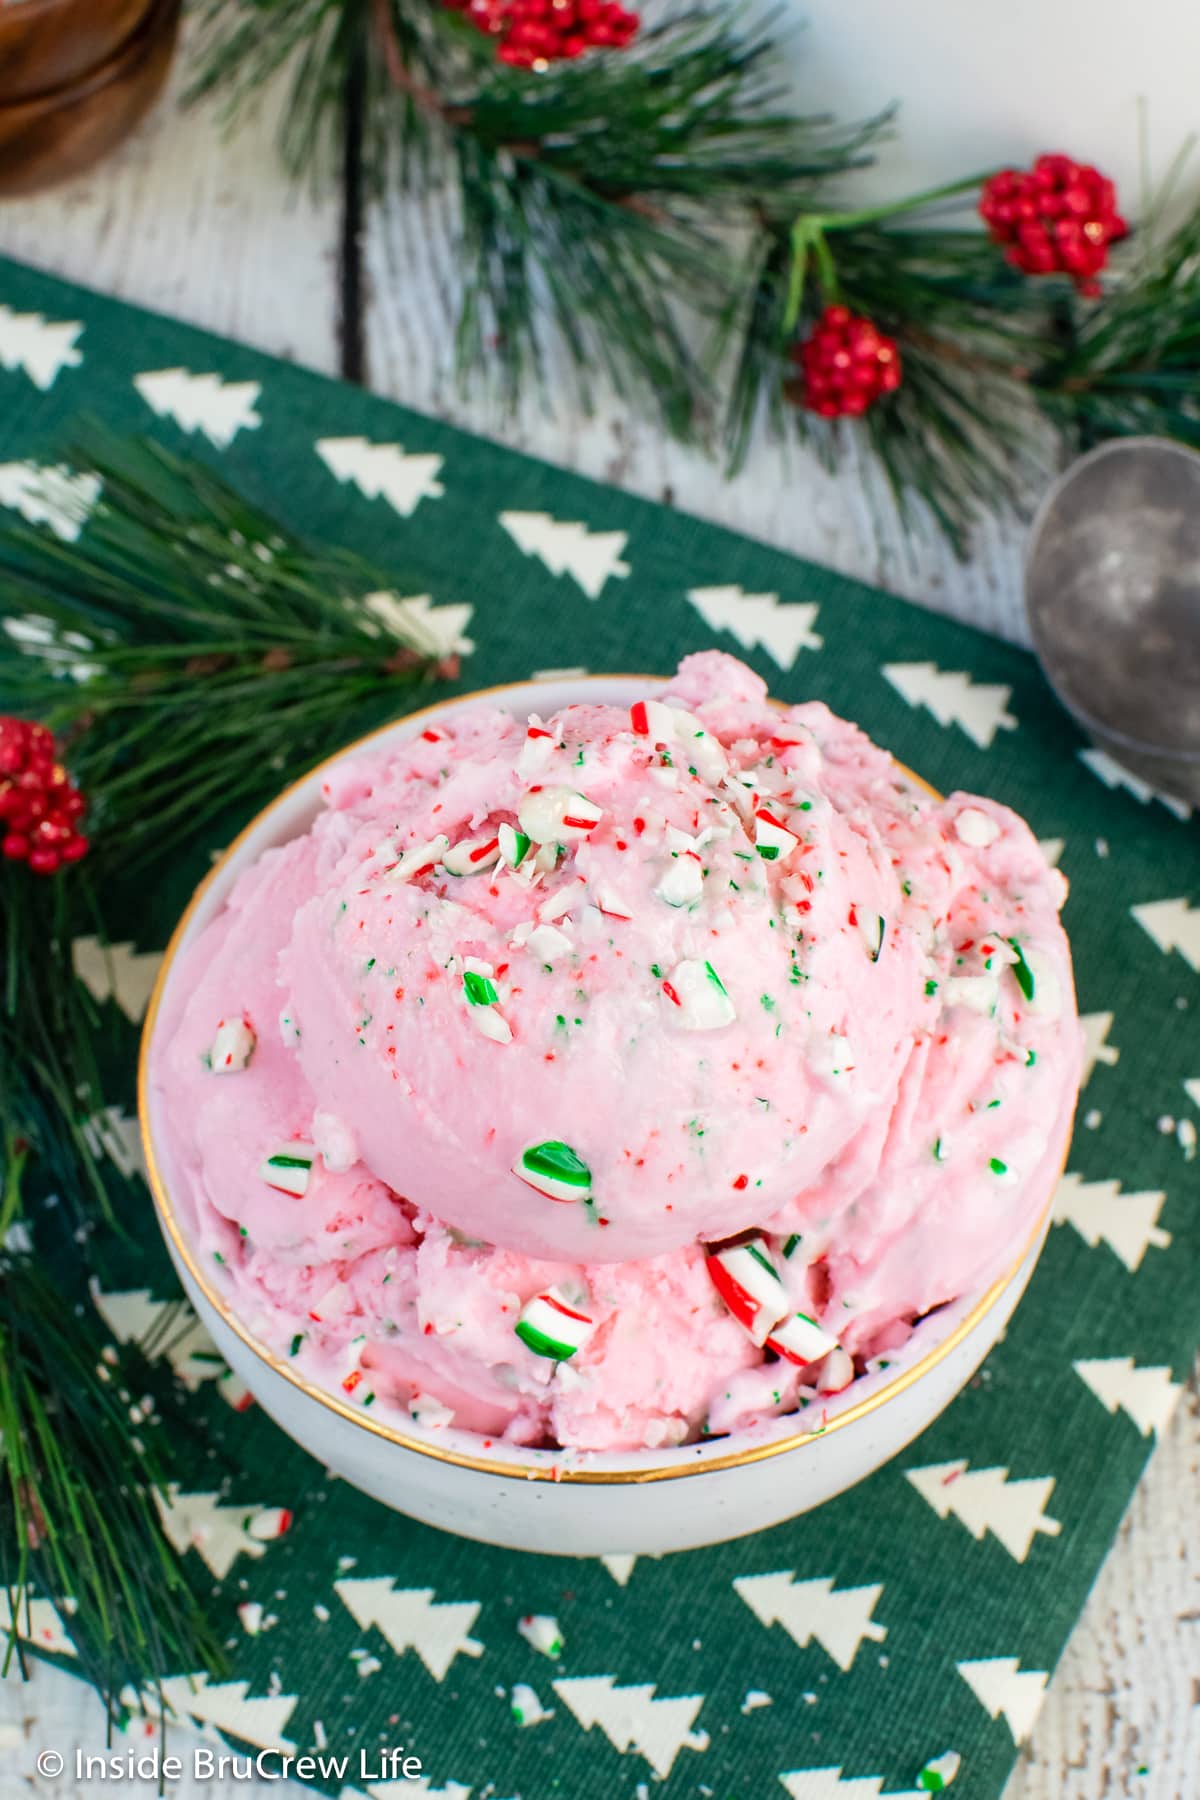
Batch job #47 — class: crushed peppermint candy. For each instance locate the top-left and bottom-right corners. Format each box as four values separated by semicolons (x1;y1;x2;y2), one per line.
662;958;736;1030
499;822;533;868
443;833;501;875
208;1016;255;1073
706;1237;789;1345
954;807;1000;847
258;1141;316;1196
383;833;449;883
656;852;705;907
279;1007;301;1047
515;1287;595;1360
517;1613;564;1658
765;1309;840;1366
517;785;603;844
514;1140;593;1202
462;958;512;1044
753;808;797;862
516;721;560;781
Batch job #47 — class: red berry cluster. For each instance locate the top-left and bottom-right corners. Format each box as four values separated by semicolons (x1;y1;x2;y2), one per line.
454;0;639;66
0;718;88;875
979;155;1126;295
786;304;902;418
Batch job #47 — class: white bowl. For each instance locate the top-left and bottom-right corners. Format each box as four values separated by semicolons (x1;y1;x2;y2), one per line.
140;677;1056;1557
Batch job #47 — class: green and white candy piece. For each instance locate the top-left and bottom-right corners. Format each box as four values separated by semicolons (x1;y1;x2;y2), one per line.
656;852;704;907
384;833;449;883
858;909;886;962
517;1612;564;1658
498;822;533;868
943;973;999;1015
954;806;1000;847
259;1141;317;1197
752;807;797;862
462;957;513;1044
514;1286;595;1360
1007;938;1061;1018
767;1308;839;1364
517;784;603;844
662;958;736;1030
513;1139;593;1202
209;1016;255;1073
443;833;502;875
917;1750;961;1792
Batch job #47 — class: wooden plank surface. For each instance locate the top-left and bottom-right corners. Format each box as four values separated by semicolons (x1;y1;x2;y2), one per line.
0;29;1196;1798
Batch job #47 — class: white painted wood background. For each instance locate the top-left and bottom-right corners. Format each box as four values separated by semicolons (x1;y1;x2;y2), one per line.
1;27;1198;1799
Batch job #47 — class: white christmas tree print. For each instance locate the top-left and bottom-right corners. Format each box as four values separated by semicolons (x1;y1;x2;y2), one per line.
732;1572;887;1671
551;1675;708;1779
1078;747;1192;821
779;1769;912;1799
1185;1077;1200;1111
134;368;262;449
499;510;630;600
89;1283;240;1398
154;1484;285;1580
882;663;1017;750
599;1553;639;1586
1053;1173;1170;1272
686;585;823;669
905;1460;1061;1562
0;304;83;390
956;1657;1048;1744
360;590;475;657
333;1578;483;1680
0;461;100;541
317;437;444;517
0;1592;77;1657
1080;1012;1120;1086
72;936;163;1023
1037;837;1065;868
1130;897;1200;973
147;1675;297;1751
81;1104;147;1183
1074;1356;1181;1437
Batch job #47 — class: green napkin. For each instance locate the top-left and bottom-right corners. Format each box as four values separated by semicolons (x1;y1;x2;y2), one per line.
2;252;1197;1800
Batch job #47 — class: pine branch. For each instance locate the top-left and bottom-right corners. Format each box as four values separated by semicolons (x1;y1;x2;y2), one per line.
0;433;461;871
1032;200;1200;450
0;1250;227;1719
190;1;885;429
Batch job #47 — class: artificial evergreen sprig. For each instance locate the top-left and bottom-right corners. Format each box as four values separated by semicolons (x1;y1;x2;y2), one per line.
191;0;883;430
190;0;1200;552
0;1249;227;1723
0;433;463;869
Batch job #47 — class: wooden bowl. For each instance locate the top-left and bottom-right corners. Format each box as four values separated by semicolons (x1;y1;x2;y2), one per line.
0;0;181;198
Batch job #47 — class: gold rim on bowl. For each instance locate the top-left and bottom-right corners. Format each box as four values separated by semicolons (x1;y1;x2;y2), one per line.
138;676;1062;1485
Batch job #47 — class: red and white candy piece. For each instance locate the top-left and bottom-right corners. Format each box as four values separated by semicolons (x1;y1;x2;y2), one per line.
661;958;736;1030
765;1309;840;1366
752;808;798;863
518;785;603;843
208;1016;255;1073
443;833;501;875
706;1237;788;1345
516;721;560;781
630;699;727;783
462;957;513;1044
384;833;450;883
258;1141;317;1197
515;1286;595;1361
813;1346;855;1394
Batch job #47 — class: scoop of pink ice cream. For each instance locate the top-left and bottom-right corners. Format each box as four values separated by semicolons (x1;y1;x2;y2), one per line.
149;653;1082;1455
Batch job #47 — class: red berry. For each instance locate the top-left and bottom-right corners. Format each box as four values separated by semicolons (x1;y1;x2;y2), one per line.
787;304;903;419
0;716;88;875
979;154;1125;291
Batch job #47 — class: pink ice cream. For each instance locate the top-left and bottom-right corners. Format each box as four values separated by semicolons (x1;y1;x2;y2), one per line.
151;654;1082;1452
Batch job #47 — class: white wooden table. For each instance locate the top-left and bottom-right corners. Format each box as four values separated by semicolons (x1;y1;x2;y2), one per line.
2;31;1198;1799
